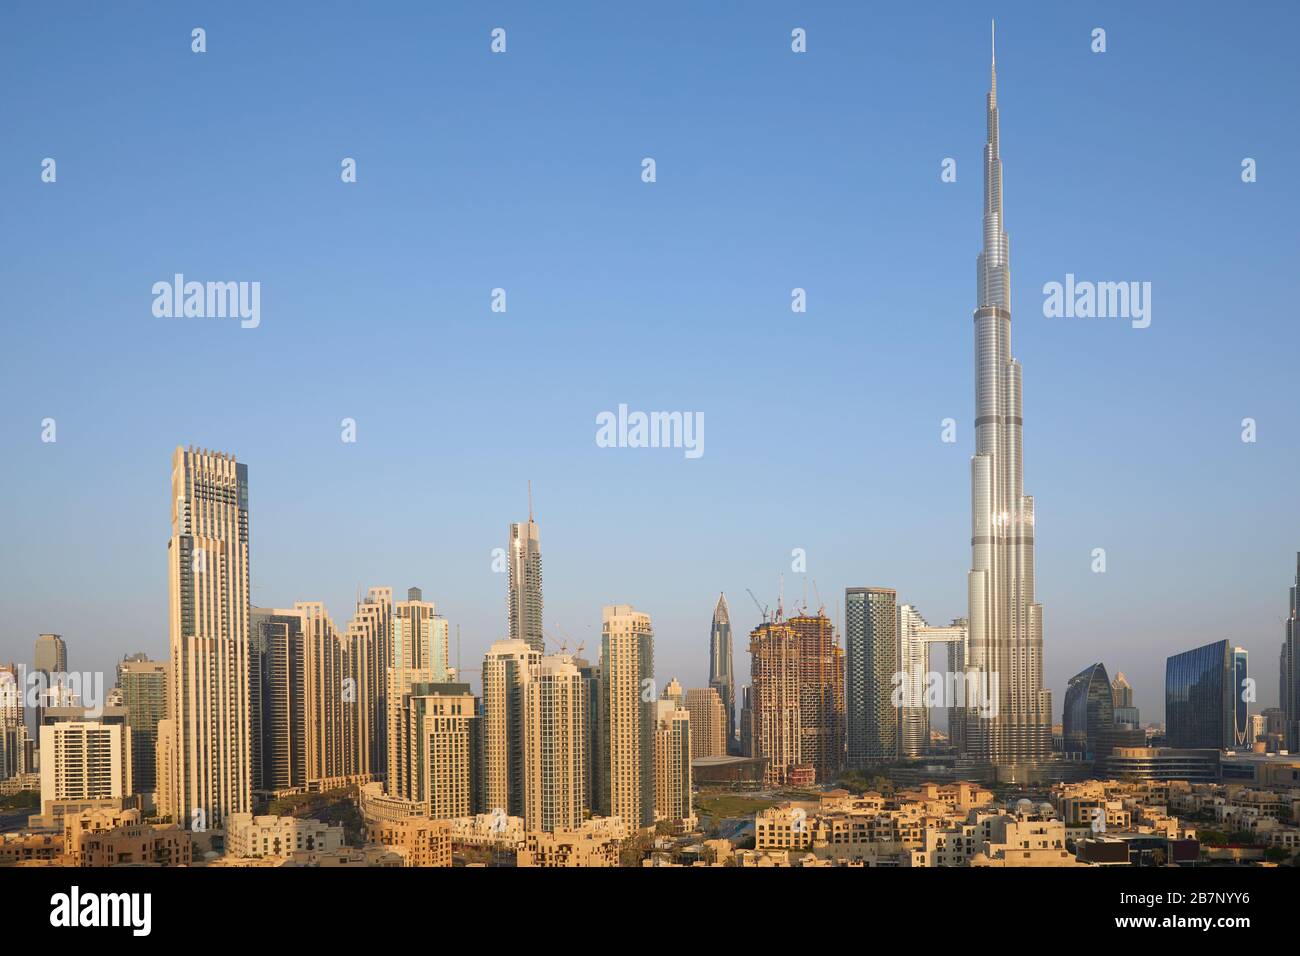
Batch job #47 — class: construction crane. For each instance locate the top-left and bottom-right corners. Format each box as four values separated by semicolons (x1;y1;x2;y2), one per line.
554;624;586;660
745;588;769;623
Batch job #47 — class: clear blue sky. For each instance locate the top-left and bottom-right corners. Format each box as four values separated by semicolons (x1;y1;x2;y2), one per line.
2;2;1297;725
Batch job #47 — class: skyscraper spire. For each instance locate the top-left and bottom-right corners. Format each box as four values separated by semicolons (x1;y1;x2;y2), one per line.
509;492;544;653
709;593;736;752
964;29;1051;775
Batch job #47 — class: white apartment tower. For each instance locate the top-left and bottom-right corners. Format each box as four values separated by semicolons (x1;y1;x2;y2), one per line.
159;446;252;830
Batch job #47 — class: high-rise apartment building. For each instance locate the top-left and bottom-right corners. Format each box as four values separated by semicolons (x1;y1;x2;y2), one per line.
654;699;692;826
524;655;588;833
787;611;845;781
389;680;480;819
749;620;802;786
158;447;252;830
39;708;132;807
683;687;726;758
342;587;392;781
574;656;604;819
708;594;736;752
249;609;308;793
392;587;449;678
297;601;346;784
599;604;655;829
483;639;539;817
962;29;1053;774
845;587;898;766
387;588;452;797
508;492;544;653
117;655;167;798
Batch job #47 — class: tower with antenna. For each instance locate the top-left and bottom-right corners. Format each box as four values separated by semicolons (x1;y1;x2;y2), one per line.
507;484;544;653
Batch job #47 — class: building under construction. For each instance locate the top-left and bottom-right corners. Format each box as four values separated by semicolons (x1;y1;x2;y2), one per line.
787;612;846;783
748;620;803;787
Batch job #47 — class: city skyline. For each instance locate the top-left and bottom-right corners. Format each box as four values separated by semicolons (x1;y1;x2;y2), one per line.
2;14;1298;905
3;5;1299;732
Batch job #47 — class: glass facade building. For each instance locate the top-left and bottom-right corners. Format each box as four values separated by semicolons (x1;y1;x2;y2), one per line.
845;587;898;766
1165;639;1249;750
1062;662;1114;757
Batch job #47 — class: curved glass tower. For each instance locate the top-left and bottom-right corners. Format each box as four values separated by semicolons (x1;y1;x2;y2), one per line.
964;25;1052;771
1063;662;1114;757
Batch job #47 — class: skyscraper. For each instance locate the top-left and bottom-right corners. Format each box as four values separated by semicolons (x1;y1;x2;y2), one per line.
962;28;1052;773
297;600;346;784
574;656;604;819
249;609;308;793
845;587;897;767
1110;670;1140;727
524;654;587;832
1111;671;1134;709
1166;639;1249;750
708;594;736;752
787;611;845;781
599;604;655;829
896;606;968;758
1062;662;1114;757
654;699;692;826
1284;553;1300;752
482;638;539;817
683;687;726;758
508;489;544;654
387;587;451;795
342;587;392;781
117;655;168;798
390;681;480;819
749;619;802;785
34;633;67;675
32;633;69;736
158;447;252;830
392;587;449;679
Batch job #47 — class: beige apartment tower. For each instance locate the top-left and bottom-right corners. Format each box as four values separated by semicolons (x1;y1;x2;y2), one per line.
599;604;655;829
483;639;540;816
389;681;479;819
684;687;727;758
343;587;392;781
654;699;692;826
524;655;588;832
159;447;252;830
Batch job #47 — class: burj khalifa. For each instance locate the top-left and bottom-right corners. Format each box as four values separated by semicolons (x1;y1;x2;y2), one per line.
962;24;1053;775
